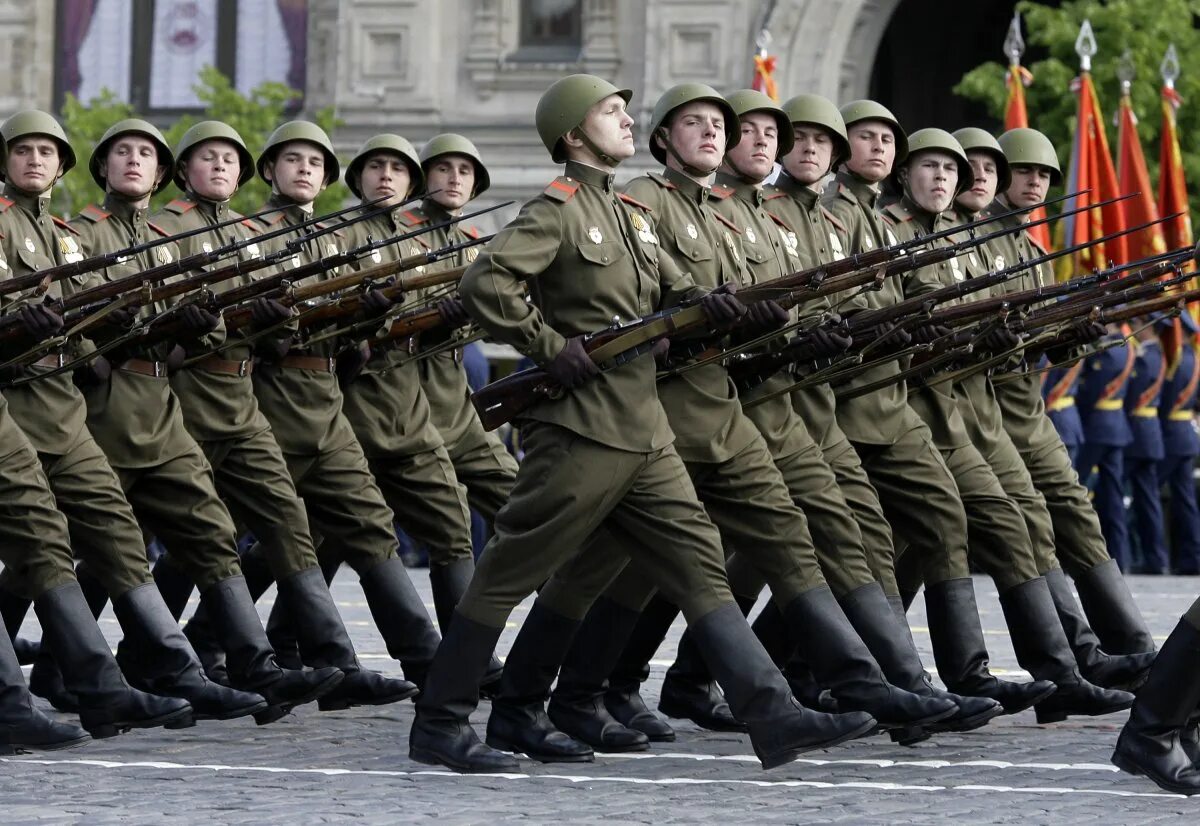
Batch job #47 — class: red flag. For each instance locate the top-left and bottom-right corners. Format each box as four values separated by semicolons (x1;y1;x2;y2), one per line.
751;53;778;101
1116;94;1166;263
1004;63;1052;249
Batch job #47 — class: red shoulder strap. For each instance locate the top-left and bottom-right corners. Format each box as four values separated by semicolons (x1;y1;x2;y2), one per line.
166;198;196;214
51;215;80;234
617;192;653;212
147;221;171;237
710;210;740;233
544;177;580;202
82;204;110;221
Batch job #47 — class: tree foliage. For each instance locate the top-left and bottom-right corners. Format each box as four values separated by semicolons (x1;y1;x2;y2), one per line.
955;0;1200;219
55;66;343;217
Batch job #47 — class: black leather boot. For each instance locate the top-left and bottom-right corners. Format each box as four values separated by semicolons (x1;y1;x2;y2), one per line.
0;589;38;665
409;611;518;773
152;555;196;620
0;630;90;754
429;559;503;697
112;583;267;722
750;602;838;712
485;601;593;762
690;602;877;769
259;543;336;671
784;586;957;729
660;593;753;733
273;566;419;711
359;558;442;688
200;575;343;725
1111;617;1200;794
35;582;194;738
548;597;651;752
1045;568;1154;690
924;578;1057;713
606;593;682;740
1073;559;1156;654
840;584;1002;745
997;578;1134;724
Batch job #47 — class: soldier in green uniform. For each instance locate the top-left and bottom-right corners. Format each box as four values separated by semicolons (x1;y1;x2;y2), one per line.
950;126;1152;690
989;127;1155;655
881;127;1133;722
409;73;879;774
818;102;1055;714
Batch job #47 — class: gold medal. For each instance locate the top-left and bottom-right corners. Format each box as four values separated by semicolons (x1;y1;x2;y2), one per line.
466;247;479;262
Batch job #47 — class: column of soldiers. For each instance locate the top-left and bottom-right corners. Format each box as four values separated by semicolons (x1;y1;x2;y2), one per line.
0;77;1195;797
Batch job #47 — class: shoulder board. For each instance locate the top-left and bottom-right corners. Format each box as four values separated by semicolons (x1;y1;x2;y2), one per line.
314;220;344;238
258;212;288;228
240;218;262;234
543;177;580;203
710;210;741;234
767;211;793;231
147;221;171;238
0;195;12;212
80;204;111;223
709;185;735;201
834;183;858;202
820;205;847;234
461;224;480;239
882;202;913;222
52;215;80;235
165;198;196;215
617;192;653;212
397;209;427;228
646;171;676;190
763;191;788;202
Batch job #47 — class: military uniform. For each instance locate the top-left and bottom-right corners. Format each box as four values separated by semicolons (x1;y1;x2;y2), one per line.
1124;336;1168;573
1158;320;1200;573
1044;362;1085;463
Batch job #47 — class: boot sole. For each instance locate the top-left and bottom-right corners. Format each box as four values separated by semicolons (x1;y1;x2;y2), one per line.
484;734;595;764
1036;699;1134;725
874;705;958;731
319;684;420;712
1111;749;1200;794
193;699;270;722
255;670;346;724
759;717;878;770
998;683;1059;715
657;697;748;733
85;706;195;739
928;702;1007;734
408;744;520;773
889;726;932;746
1;734;92;753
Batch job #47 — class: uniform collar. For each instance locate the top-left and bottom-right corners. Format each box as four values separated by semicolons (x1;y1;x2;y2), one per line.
267;192;313;224
101;193;149;226
774;172;819;209
715;171;763;206
422;198;456;223
835;169;880;208
902;195;939;235
663;165;710;204
2;182;52;216
187;191;232;221
564;160;616;192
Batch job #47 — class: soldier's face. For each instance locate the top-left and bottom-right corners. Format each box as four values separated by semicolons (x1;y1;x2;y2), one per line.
265;141;327;205
564;94;635;167
101;135;165;199
904;150;958;213
1006;165;1052;208
726;112;778;182
184;139;241;201
359;152;413;207
426;155;477;211
957;151;998;213
6;136;63;194
845;120;896;183
659;101;726;177
782;125;835;185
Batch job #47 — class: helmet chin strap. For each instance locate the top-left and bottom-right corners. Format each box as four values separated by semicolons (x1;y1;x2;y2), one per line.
658;129;717;180
724;155;766;185
573;127;621;168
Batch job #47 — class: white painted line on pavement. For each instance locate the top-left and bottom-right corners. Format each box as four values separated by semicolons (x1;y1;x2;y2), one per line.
602;753;1122;771
0;757;1183;799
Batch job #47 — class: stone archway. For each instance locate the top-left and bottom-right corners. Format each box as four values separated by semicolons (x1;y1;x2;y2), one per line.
775;0;902;102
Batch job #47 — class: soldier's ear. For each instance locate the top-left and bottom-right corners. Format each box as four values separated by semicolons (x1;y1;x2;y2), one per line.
653;127;669;154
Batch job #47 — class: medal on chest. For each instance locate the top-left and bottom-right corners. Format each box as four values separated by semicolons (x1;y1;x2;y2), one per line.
745;227;757;244
58;235;84;264
948;256;964;282
588;226;603;244
829;232;845;261
685;222;698;240
780;228;799;259
630;213;657;245
723;231;739;262
410;244;426;272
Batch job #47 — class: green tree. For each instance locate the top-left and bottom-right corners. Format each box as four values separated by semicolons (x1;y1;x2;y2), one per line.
56;65;343;217
955;0;1200;220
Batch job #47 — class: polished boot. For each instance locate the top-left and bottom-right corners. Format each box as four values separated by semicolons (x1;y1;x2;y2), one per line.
112;583;267;721
429;559;503;697
359;558;442;689
29;565;115;714
11;638;38;666
0;631;90;754
784;586;957;729
35;582;193;738
548;597;651;752
690;602;877;769
839;584;1002;745
997;578;1134;724
750;602;837;712
0;589;38;665
200;575;343;724
485;602;593;762
1111;617;1200;794
924;578;1057;714
606;594;682;740
256;543;330;671
409;611;518;773
1073;559;1156;654
1045;567;1154;690
273;567;419;711
152;555;196;620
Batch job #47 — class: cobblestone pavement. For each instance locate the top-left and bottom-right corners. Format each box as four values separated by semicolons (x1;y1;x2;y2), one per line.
3;573;1199;824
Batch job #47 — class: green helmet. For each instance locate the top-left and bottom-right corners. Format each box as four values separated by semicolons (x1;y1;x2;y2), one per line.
997;127;1062;185
89;118;174;194
839;99;909;163
173;121;254;190
897;128;972;197
0;110;76;179
725;89;794;159
647;83;739;165
535;74;632;163
781;93;851;168
420;133;490;197
345;134;423;200
951;126;1011;195
256;120;340;187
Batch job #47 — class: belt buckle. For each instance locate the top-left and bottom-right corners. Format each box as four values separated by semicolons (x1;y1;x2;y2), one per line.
406;337;417;355
238;359;249;377
326;357;335;373
153;361;163;378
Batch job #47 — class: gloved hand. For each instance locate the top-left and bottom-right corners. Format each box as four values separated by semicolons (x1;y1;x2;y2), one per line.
910;322;952;345
250;297;295;330
166;344;187;373
177;304;220;340
1068;318;1106;344
787;326;853;362
546;335;600;389
437;297;471;328
743;299;789;334
72;354;111;389
336;343;371;385
651;337;671;367
700;282;746;327
978;325;1021;353
361;287;395;318
103;304;137;330
18;304;64;342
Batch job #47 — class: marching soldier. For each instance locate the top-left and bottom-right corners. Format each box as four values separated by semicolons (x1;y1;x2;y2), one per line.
1043;361;1085;464
1124;323;1168;573
1157;313;1200;574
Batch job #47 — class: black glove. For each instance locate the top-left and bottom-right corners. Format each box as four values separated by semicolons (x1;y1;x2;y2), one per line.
336;343;371;385
910;322;952;345
651;337;671;367
72;354;111;389
250;297;295;330
1069;319;1106;344
545;335;600;389
166;344;187;373
176;304;220;347
700;282;746;327
18;304;63;343
361;287;395;318
437;297;471;328
787;326;853;362
742;299;790;335
978;325;1021;353
103;304;137;330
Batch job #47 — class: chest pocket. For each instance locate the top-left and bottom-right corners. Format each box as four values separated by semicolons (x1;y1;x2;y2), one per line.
577;239;627;268
667;227;713;264
14;243;55;280
740;237;772;266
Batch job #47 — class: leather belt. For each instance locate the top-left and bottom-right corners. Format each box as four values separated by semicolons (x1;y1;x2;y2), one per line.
118;358;168;378
194;356;253;377
33;354;65;369
1048;397;1075;412
1170;410;1195;421
1095;399;1125;411
1132;406;1160;418
279;355;335;373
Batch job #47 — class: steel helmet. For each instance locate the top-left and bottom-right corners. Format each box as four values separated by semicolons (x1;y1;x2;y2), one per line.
89;118;174;193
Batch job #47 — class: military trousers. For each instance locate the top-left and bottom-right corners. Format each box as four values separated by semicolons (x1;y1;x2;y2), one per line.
445;418;518;526
1126;457;1168;573
1160;454;1200;573
1074;442;1130;571
457;422;733;628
